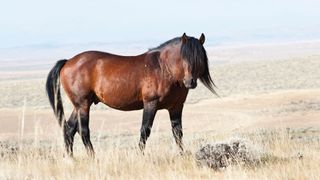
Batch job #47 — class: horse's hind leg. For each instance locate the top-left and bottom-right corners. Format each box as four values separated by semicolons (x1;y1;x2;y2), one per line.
64;109;78;156
77;104;95;157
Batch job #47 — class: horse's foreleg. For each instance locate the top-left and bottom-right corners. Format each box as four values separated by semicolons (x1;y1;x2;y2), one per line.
63;109;78;157
77;105;95;157
169;105;184;153
139;100;158;151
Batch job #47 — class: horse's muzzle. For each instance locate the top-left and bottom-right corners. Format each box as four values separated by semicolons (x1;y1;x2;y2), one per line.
184;78;197;89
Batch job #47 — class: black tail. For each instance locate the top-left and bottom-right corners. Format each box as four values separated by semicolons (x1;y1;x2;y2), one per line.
46;59;68;127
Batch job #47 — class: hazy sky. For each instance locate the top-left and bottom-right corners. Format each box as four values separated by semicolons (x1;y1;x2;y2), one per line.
1;0;320;48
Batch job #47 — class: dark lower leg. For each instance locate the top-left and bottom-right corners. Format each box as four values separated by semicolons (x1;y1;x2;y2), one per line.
169;106;184;152
80;128;94;157
78;110;95;157
139;100;157;151
63;110;78;156
139;127;151;151
171;120;183;151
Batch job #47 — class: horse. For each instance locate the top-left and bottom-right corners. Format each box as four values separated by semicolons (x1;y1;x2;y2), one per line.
46;33;217;157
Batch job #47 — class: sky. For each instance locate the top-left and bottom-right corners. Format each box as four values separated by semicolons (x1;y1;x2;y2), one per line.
0;0;320;49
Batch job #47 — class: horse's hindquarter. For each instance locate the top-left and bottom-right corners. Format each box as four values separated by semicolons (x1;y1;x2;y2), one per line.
60;52;97;107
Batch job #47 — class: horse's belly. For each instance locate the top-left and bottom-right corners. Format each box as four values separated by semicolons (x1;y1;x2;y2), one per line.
95;86;143;111
104;100;144;111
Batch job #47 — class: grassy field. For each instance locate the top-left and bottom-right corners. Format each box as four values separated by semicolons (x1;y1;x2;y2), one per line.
0;128;319;179
0;46;320;179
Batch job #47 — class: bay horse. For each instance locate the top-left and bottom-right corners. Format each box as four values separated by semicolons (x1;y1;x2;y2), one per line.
46;33;217;157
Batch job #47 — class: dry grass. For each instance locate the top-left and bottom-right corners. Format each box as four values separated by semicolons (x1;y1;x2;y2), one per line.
0;128;319;179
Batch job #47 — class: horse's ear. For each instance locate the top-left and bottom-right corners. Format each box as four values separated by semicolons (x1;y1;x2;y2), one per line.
199;33;205;45
181;33;188;44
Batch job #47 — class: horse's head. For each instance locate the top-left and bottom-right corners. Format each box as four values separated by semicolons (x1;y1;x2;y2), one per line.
179;33;206;89
154;33;217;94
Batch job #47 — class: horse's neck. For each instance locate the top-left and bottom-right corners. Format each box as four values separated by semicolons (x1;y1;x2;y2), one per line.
145;48;181;86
